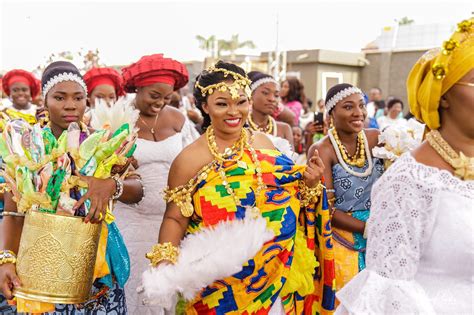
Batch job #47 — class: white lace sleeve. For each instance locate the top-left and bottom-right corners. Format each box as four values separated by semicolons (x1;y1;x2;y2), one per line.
336;154;438;315
180;119;200;147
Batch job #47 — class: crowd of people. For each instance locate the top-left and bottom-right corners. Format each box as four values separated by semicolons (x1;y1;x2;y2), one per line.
0;17;471;315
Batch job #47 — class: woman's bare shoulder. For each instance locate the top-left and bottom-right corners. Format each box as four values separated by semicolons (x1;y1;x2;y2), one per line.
251;131;276;150
168;135;212;187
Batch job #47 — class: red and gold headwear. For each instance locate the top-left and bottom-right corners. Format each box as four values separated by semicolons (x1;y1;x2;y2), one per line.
2;69;40;99
407;18;474;130
84;67;125;97
122;54;189;93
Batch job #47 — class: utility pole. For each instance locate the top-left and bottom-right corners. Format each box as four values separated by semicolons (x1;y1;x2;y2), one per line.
268;14;286;81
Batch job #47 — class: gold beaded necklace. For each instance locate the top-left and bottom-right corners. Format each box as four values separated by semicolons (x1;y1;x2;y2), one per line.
206;126;266;213
426;130;474;180
331;128;366;167
247;114;274;135
206;126;246;162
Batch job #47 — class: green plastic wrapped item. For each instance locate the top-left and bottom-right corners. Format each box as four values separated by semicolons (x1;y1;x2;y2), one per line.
15;166;35;197
0;135;9;157
93;129;129;165
78;130;107;169
111;123;129;138
46;168;67;210
42;130;57;155
125;143;137;158
56;131;68;155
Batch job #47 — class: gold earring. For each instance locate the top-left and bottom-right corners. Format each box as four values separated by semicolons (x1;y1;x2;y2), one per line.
330;116;335;129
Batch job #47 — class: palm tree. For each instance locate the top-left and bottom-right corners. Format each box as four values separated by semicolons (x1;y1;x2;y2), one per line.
196;35;218;58
398;16;414;26
219;34;256;61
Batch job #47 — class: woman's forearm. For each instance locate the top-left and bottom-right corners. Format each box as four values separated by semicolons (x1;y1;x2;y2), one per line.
158;216;189;247
0;217;24;254
331;209;365;234
117;177;144;204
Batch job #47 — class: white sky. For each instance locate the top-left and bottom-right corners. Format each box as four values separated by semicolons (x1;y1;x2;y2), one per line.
1;0;473;72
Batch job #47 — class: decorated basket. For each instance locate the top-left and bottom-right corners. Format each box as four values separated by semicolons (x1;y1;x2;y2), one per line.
14;211;102;304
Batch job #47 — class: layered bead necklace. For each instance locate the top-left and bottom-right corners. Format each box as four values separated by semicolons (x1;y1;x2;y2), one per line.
426;130;474;181
247;114;276;136
206;126;266;213
328;127;373;177
330;128;366;167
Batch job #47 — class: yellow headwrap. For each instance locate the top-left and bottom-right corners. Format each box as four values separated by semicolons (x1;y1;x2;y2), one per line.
407;18;474;130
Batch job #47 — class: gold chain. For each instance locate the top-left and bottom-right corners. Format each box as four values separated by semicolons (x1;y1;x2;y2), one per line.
331;128;366;167
426;130;474;180
206;126;247;162
139;113;159;138
247;114;274;134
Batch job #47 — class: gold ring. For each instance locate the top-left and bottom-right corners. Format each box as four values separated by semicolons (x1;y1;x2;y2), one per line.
98;213;103;221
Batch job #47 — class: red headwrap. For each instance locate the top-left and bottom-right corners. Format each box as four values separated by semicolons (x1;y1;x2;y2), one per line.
2;69;40;99
84;67;125;97
122;54;189;93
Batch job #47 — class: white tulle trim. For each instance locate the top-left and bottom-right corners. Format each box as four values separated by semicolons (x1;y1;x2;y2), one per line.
267;134;297;162
90;97;139;133
140;213;274;309
336;269;435;315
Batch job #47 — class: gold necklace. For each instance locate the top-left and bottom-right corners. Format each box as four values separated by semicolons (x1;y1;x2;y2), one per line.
331;128;366;167
426;130;474;181
139;114;159;140
206;126;246;162
206;126;266;213
248;114;274;135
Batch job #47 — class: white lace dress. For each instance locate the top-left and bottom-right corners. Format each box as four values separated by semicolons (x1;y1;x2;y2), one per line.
335;153;474;315
114;121;199;315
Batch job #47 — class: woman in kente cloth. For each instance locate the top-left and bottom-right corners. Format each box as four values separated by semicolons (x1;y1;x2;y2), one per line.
335;18;474;315
0;69;41;129
0;61;144;314
140;61;336;314
308;83;384;293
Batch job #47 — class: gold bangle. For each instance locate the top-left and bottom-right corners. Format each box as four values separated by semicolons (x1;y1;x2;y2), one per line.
1;211;25;217
299;181;324;208
145;242;179;267
0;250;17;266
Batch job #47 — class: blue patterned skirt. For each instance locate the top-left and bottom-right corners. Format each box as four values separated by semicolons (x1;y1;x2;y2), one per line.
0;280;126;314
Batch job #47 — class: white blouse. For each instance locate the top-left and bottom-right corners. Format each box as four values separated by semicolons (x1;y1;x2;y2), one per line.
335;153;474;315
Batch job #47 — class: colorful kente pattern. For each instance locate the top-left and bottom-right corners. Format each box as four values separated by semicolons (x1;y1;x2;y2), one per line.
185;149;336;315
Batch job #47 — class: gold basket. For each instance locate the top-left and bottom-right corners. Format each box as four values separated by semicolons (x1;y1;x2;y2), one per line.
13;211;102;304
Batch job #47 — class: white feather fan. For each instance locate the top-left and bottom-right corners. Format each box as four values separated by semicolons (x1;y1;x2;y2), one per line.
90;97;139;133
141;212;274;309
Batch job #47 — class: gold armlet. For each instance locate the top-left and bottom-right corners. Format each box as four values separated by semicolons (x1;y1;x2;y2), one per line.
0;250;17;266
299;181;324;208
163;185;195;218
145;242;179;267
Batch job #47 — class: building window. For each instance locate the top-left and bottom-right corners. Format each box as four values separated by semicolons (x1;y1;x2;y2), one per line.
322;72;343;99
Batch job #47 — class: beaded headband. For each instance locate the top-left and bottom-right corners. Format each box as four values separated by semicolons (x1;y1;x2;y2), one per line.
325;86;363;112
250;77;280;93
42;72;88;98
195;66;252;100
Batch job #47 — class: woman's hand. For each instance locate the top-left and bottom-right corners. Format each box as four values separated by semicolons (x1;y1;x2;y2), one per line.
303;149;325;188
0;263;20;300
73;175;116;224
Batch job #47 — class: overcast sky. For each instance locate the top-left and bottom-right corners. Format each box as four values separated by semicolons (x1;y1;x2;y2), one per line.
1;0;472;72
